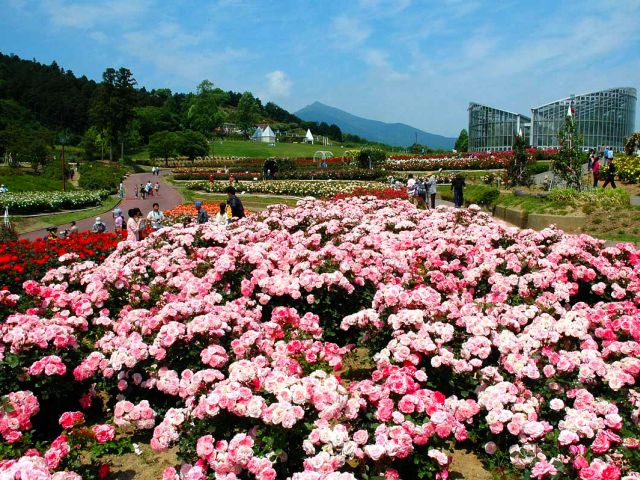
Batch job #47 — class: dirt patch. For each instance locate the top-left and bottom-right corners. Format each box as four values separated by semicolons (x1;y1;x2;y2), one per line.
449;448;493;480
578;206;640;243
105;444;178;480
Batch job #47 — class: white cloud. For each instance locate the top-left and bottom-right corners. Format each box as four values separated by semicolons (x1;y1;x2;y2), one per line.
41;0;149;29
358;0;411;15
89;31;108;44
264;70;292;99
330;15;371;48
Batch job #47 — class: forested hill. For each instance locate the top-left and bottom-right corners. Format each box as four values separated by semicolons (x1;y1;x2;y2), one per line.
0;53;343;142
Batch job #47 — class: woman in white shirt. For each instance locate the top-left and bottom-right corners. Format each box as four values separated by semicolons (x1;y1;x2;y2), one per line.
127;208;143;241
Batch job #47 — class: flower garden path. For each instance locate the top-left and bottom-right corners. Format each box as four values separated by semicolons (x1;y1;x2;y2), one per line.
21;171;184;240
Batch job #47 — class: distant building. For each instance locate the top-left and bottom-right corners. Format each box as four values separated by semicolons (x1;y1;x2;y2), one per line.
468;103;530;152
304;129;314;144
531;88;636;152
469;87;637;152
251;125;276;143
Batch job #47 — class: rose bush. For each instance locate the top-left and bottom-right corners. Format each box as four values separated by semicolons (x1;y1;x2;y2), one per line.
187;180;389;197
0;231;124;296
0;199;639;479
0;190;109;214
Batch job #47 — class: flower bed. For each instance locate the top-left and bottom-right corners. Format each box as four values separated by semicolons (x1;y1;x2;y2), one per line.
163;202;252;224
0;201;639;478
0;231;124;296
386;150;557;172
187;179;388;197
329;187;408;201
173;170;262;181
614;155;640;183
173;168;385;182
0;190;109;214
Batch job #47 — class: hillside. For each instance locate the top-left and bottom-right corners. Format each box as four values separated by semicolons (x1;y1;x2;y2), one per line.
296;101;456;149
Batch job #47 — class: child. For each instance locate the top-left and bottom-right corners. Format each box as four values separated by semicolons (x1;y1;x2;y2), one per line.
140;184;146;199
154;182;159;196
215;202;227;226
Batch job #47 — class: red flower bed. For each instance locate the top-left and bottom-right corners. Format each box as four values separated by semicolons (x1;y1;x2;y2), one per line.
0;231;124;295
330;187;409;200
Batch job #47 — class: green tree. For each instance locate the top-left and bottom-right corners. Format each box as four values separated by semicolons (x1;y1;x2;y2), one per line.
135;106;178;144
553;111;586;190
177;130;209;160
235;92;261;133
184;80;228;135
506;133;531;186
357;147;386;169
148;131;178;166
455;129;468;152
90;67;137;161
0;124;52;172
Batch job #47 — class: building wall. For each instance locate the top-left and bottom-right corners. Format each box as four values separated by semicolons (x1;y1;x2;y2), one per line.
468;103;530;152
531;88;636;152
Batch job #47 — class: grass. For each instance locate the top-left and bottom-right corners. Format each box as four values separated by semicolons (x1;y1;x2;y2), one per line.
172;182;299;211
133;140;353;161
0;168;75;192
495;193;570;214
12;195;121;234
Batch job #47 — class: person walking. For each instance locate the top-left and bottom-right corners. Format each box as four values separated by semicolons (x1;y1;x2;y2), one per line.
601;159;617;189
147;203;165;231
451;174;466;208
592;156;601;188
140;183;146;200
119;181;125;199
427;174;437;209
195;201;209;224
225;186;245;221
154;181;159;196
69;221;78;235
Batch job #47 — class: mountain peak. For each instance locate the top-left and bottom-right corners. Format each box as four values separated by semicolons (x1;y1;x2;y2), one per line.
295;102;455;149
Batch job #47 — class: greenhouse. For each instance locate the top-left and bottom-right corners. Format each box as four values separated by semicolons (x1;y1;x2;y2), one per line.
530;87;636;151
468;102;530;152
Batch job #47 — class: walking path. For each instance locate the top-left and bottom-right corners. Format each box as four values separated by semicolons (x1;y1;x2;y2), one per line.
21;172;184;240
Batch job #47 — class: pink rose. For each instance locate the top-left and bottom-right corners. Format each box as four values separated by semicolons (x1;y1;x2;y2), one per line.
92;424;116;443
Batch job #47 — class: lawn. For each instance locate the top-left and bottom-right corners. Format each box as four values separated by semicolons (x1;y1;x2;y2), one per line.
0;168;75;192
12;195;121;234
133;140;351;160
171;181;299;211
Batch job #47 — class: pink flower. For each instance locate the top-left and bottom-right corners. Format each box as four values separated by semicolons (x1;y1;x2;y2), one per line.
59;411;84;429
92;424;116;443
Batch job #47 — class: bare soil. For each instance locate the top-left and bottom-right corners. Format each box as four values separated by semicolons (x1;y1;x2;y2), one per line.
105;445;178;480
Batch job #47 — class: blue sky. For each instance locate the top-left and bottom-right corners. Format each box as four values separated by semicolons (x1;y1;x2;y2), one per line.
1;0;639;137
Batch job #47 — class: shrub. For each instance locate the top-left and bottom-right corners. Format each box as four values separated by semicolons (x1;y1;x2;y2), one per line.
615;155;640;183
439;184;499;207
0;190;109;214
78;163;127;193
357;147;386;169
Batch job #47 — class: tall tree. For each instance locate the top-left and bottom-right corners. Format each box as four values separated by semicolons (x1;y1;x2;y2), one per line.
454;129;468;152
235;92;260;133
184;80;228;135
90;67;137;160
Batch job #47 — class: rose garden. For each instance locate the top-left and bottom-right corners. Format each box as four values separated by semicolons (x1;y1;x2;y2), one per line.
1;145;640;480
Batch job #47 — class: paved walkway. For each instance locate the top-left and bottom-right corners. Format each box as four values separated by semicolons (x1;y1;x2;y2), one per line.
21;172;184;240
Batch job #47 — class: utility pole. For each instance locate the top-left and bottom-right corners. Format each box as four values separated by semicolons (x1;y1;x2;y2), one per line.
59;134;67;192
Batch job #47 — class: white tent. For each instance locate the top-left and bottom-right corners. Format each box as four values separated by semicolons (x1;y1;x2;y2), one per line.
251;127;263;141
304;129;314;144
260;125;276;143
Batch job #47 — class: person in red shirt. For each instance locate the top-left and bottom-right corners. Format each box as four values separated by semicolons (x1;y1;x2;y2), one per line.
592;156;601;188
